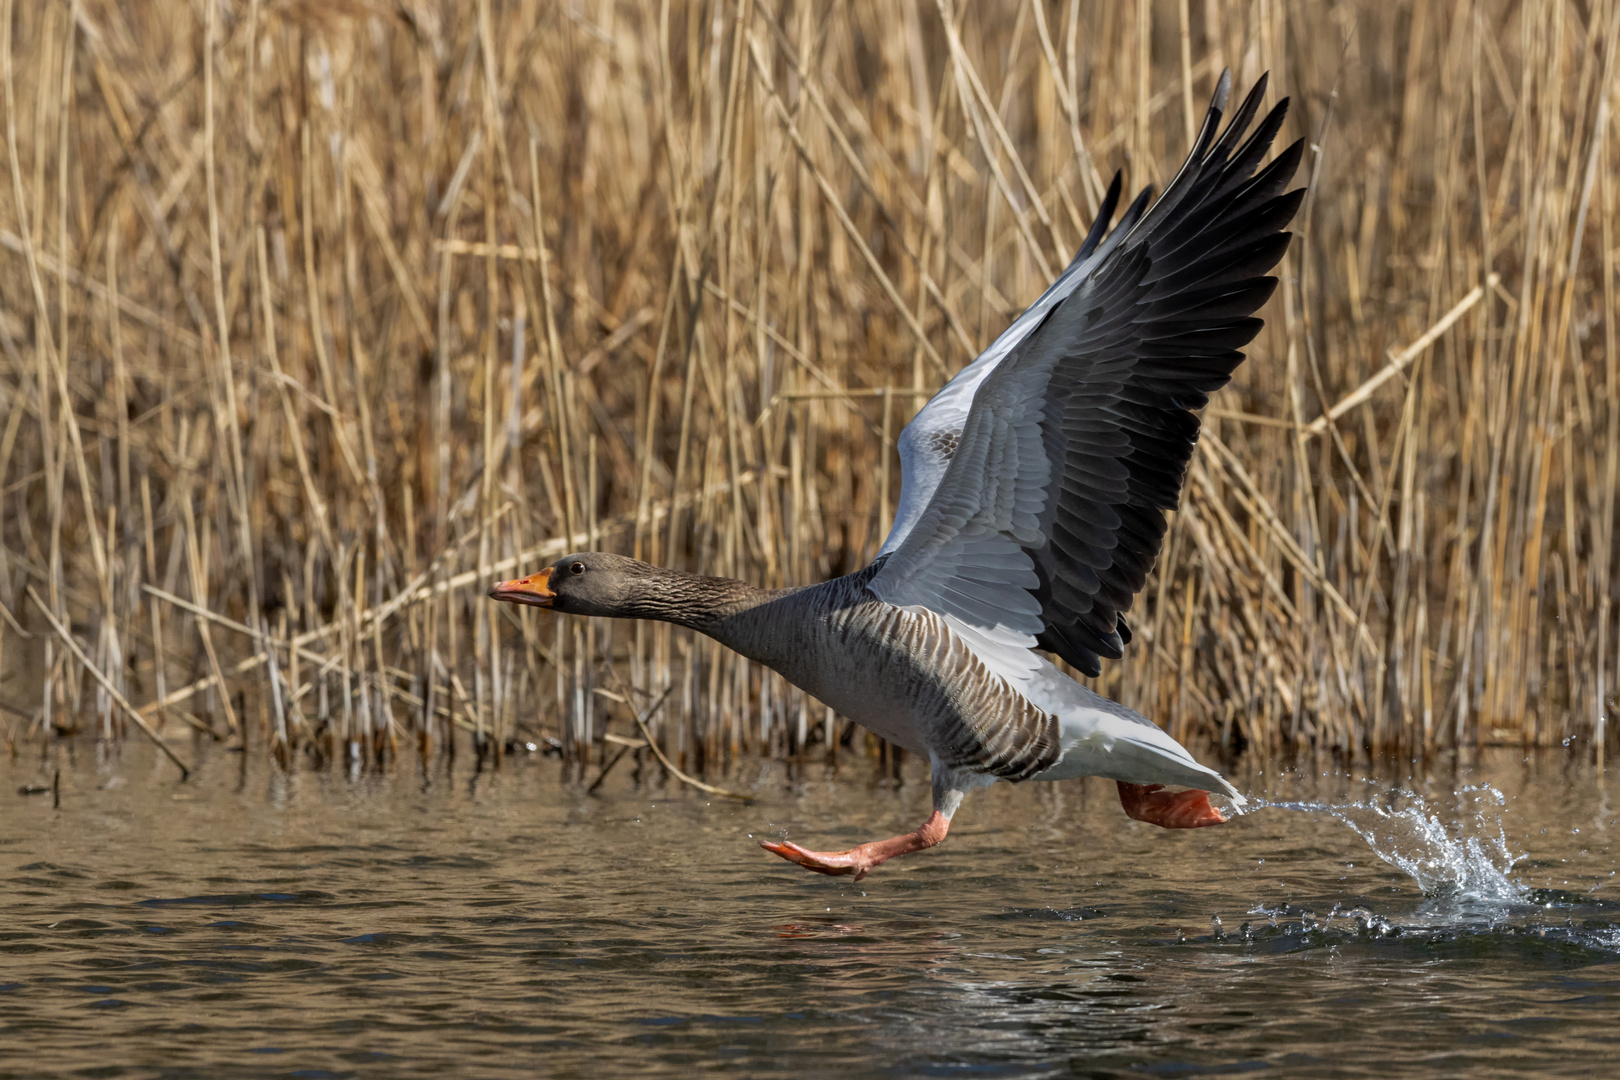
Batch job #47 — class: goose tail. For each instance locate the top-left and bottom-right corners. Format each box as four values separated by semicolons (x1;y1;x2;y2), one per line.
1047;695;1249;810
1101;724;1248;809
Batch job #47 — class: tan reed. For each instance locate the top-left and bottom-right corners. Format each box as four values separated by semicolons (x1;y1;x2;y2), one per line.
0;0;1616;780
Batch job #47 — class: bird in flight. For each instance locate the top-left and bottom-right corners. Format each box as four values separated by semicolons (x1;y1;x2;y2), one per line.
491;71;1303;880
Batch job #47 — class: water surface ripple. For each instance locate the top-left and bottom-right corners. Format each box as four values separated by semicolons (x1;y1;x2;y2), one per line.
2;746;1615;1078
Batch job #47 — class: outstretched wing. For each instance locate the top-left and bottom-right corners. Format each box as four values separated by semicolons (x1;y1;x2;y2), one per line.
878;171;1130;560
868;71;1304;679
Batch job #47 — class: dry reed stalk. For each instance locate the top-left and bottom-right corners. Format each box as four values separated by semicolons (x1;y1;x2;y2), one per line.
1;0;1617;778
25;585;189;778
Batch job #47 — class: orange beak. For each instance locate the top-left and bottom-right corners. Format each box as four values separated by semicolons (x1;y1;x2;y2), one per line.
488;567;555;608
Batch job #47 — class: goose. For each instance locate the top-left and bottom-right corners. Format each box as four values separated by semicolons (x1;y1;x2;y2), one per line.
490;72;1302;880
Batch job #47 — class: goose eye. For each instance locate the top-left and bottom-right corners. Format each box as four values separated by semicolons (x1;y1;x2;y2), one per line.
570;561;586;575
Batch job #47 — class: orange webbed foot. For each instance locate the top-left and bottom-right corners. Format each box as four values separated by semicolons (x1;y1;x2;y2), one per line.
758;840;870;879
1117;782;1228;828
760;810;951;881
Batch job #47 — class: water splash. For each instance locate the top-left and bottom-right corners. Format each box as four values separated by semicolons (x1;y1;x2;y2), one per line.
1255;784;1527;904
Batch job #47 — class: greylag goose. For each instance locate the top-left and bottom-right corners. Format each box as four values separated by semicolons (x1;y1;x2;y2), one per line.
491;72;1302;880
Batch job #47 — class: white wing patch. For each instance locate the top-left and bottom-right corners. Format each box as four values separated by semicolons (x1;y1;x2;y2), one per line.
878;243;1106;558
866;154;1126;682
869;357;1060;688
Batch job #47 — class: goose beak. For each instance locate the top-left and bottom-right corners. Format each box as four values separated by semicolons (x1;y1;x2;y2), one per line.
488;567;555;608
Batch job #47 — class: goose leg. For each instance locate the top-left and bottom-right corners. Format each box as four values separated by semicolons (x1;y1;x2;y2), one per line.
760;772;965;881
1116;781;1227;828
759;811;949;881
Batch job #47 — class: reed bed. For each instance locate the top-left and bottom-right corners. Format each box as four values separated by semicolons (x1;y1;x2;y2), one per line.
1;0;1617;783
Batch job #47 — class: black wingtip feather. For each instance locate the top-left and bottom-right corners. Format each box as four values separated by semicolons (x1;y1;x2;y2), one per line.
1227;139;1305;208
1158;71;1235;211
1172;191;1304;267
1215;73;1270;159
981;73;1301;679
1115;183;1157;246
1212;101;1293;202
1077;171;1125;262
1123;183;1155;228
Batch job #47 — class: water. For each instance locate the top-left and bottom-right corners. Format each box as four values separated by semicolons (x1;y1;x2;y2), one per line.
1254;784;1530;904
3;744;1617;1078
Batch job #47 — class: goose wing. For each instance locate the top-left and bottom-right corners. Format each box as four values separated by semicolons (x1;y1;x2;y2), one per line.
868;72;1303;680
878;169;1131;562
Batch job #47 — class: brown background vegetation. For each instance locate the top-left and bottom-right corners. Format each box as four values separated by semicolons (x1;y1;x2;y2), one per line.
1;0;1616;780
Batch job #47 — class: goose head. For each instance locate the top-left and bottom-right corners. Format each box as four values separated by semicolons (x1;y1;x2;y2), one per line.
488;552;654;617
487;552;756;629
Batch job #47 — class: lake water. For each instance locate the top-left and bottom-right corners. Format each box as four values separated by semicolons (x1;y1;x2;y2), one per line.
3;741;1617;1078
